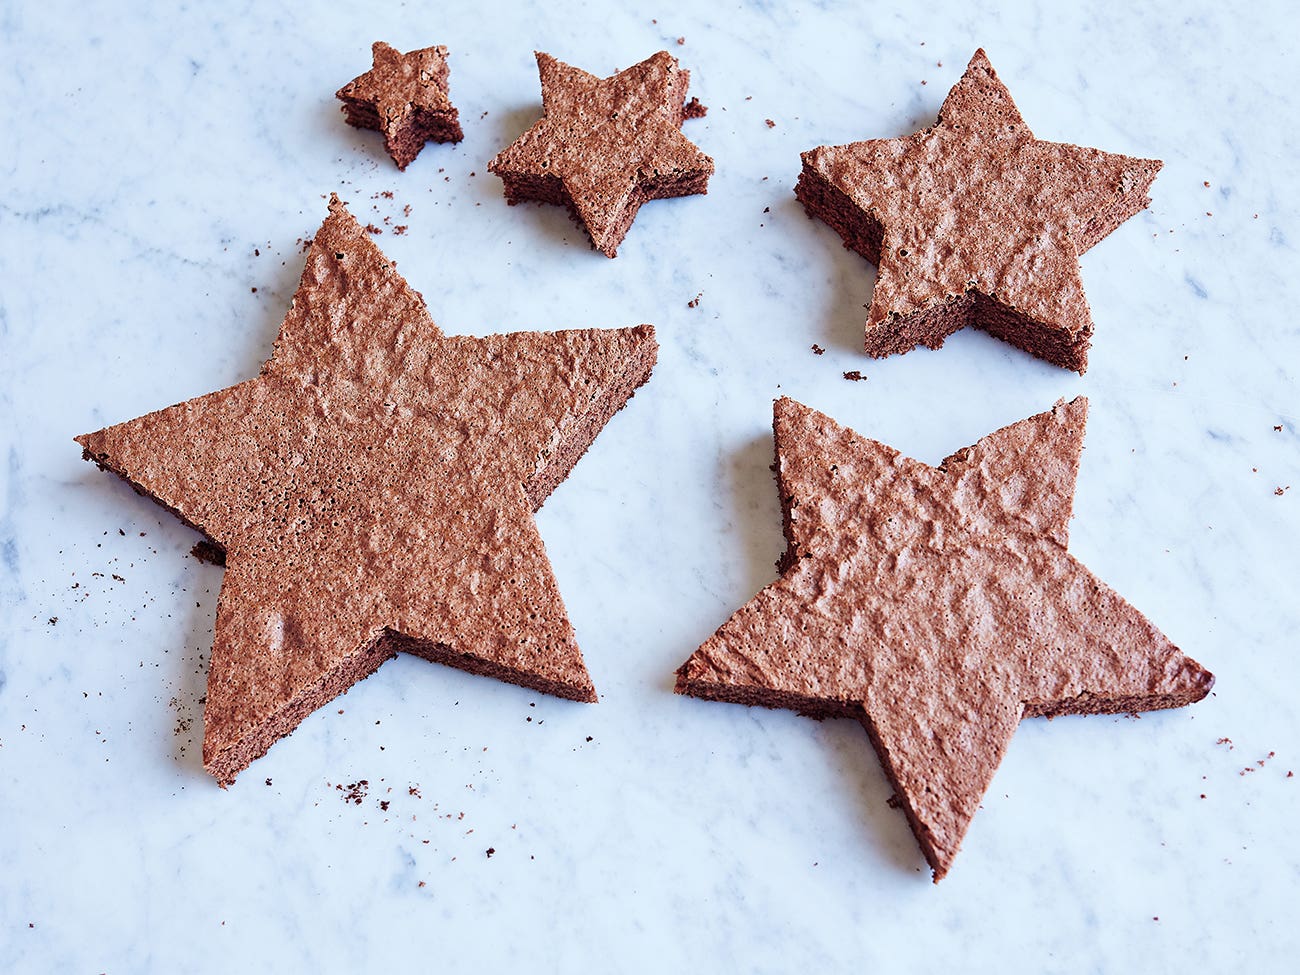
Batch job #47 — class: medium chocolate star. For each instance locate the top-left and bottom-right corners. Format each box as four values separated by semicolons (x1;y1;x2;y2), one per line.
676;397;1212;880
489;50;714;257
78;196;657;786
336;41;464;170
796;49;1161;373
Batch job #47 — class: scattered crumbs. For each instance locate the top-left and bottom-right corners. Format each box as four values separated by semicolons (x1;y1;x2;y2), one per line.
1153;917;1159;922
403;204;412;217
191;540;225;565
1216;737;1233;749
745;95;752;101
379;800;390;812
486;847;496;858
251;287;258;294
47;616;58;626
254;248;260;256
336;780;370;805
469;171;476;177
921;79;928;85
1289;771;1294;778
764;118;775;128
811;344;825;356
381;191;394;199
886;794;902;809
1203;181;1211;188
409;785;421;797
1240;767;1255;776
1276;486;1290;496
676;36;685;45
1206;212;1213;217
585;736;593;742
364;223;383;235
111;574;125;583
1275;425;1284;432
297;236;314;253
843;370;865;382
393;225;408;235
418;880;426;888
687;292;702;308
118;528;126;536
763;206;770;213
1200;794;1206;799
480;110;489;119
265;778;272;786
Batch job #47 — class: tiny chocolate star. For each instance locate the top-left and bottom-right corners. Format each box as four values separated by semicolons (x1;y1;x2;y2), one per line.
337;41;464;169
796;49;1161;372
78;196;657;786
489;50;714;257
676;396;1212;880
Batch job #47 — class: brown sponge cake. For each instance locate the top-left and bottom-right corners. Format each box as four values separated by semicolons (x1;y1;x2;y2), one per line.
336;41;464;170
489;50;713;257
795;49;1161;373
676;397;1212;880
77;195;657;786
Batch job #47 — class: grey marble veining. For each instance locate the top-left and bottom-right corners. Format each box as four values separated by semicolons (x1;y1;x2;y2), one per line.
2;0;1297;970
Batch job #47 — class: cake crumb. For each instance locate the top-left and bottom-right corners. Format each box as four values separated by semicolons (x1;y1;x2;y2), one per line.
486;847;496;858
811;344;825;355
687;292;702;308
676;36;685;45
843;370;866;382
765;118;775;128
683;96;707;119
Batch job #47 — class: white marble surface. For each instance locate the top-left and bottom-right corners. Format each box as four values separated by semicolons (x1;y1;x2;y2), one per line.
2;0;1297;970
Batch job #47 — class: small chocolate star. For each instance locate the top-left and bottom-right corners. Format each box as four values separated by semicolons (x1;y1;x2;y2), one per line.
796;49;1161;373
78;196;657;785
337;41;464;170
676;396;1212;880
489;51;713;257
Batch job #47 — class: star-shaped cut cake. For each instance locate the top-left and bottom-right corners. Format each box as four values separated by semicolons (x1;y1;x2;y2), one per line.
488;50;714;257
676;397;1213;880
795;49;1161;373
336;41;464;170
77;196;657;786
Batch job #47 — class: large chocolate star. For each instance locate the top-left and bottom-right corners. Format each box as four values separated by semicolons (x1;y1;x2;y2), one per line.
676;397;1212;880
488;50;713;257
795;49;1161;373
336;41;464;170
78;196;657;785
